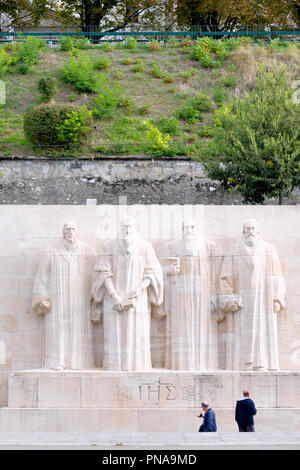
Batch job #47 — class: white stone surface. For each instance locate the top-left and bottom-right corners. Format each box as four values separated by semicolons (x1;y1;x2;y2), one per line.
219;219;286;371
160;219;218;371
91;216;163;371
0;205;298;374
0;431;299;449
8;370;300;409
0;205;299;432
32;222;96;370
1;407;300;433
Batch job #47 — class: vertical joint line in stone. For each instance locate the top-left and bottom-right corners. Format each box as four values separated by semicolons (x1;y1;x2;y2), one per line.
118;195;128;225
119;196;128;206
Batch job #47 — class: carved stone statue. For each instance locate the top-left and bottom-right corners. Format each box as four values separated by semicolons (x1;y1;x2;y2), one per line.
32;222;96;370
219;219;286;371
161;219;219;371
91;216;164;371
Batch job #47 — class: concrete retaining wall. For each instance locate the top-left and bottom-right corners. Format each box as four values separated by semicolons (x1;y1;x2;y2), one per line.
0;159;299;205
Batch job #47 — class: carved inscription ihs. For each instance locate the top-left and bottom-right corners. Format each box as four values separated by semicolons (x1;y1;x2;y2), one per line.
138;380;177;402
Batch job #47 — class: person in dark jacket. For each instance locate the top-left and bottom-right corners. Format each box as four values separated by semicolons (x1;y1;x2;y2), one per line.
235;390;257;432
198;401;217;432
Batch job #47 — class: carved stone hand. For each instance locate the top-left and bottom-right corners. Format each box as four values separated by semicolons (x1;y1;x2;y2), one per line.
39;300;50;314
111;292;124;312
273;300;281;314
128;286;142;299
167;265;181;276
228;297;242;313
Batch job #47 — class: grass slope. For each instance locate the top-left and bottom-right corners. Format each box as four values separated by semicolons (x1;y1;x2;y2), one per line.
0;39;300;158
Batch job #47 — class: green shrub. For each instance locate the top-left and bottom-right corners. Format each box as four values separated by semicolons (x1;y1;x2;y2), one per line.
191;37;230;68
168;85;178;94
93;92;119;119
121;56;135;65
149;61;165;78
211;69;222;79
237;36;253;47
191;93;212;112
62;54;100;93
134;72;143;80
163;142;188;157
224;38;241;52
75;38;92;49
58;37;76;52
56;106;93;146
113;70;124;79
144;120;170;152
176;92;212;122
92;75;121;119
59;36;92;52
157;117;181;136
15;63;31;74
163;73;174;83
0;49;12;77
166;38;180;48
24;103;93;148
94;56;111;70
138;104;152;115
102;43;115;52
38;76;57;103
198;124;214;137
124;37;138;50
178;67;198;81
213;86;228;104
131;61;144;73
228;63;237;72
96;116;146;155
69;93;77;102
269;38;290;53
13;36;46;67
149;40;161;51
196;65;300;204
219;73;237;88
176;104;202;122
119;95;135;112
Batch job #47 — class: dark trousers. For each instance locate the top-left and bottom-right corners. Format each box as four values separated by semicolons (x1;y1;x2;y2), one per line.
238;425;255;432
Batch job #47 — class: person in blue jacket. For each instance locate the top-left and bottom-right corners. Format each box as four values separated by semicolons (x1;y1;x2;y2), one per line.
198;401;217;432
235;390;257;432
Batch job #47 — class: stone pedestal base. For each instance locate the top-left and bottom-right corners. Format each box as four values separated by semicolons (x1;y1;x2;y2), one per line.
2;369;300;432
1;407;300;432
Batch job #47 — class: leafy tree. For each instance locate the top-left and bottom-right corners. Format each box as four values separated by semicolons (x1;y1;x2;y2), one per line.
176;0;300;31
2;1;298;32
0;0;48;29
50;0;163;32
195;66;300;204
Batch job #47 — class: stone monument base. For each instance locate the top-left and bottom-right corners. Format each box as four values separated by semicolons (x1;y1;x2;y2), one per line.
1;370;299;432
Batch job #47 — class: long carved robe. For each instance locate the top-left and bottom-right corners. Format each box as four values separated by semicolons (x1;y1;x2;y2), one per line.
32;240;96;370
219;238;286;371
162;238;219;371
91;235;163;371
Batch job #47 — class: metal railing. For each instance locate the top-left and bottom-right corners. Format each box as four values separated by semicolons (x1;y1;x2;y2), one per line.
0;25;300;43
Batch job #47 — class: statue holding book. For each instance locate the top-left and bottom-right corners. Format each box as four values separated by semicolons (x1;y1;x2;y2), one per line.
161;218;219;371
91;216;164;371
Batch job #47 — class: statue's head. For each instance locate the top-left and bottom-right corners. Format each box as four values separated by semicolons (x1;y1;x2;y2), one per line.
63;221;77;244
242;219;259;246
182;218;197;240
120;216;136;239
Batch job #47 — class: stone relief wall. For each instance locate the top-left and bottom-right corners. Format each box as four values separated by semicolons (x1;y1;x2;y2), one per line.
0;205;299;405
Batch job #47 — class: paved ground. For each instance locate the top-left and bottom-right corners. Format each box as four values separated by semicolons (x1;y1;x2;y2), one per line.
0;432;299;450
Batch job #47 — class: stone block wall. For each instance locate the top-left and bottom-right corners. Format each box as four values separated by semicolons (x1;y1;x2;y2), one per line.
0;205;299;382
